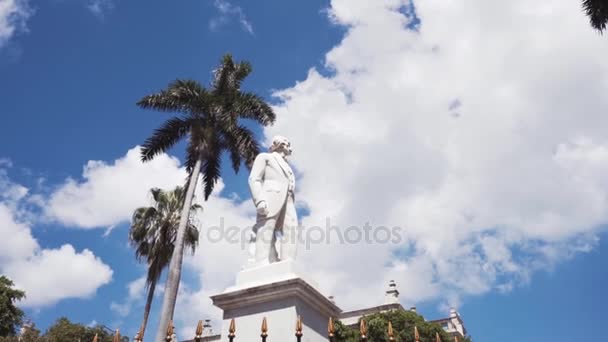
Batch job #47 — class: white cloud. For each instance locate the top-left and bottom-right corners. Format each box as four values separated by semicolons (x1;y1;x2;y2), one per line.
209;0;254;35
87;0;114;19
0;167;28;204
33;146;251;322
0;202;112;307
0;0;31;48
107;0;608;325
110;276;146;317
45;146;187;229
254;0;608;311
148;0;608;323
0;204;37;263
4;244;113;307
0;165;113;307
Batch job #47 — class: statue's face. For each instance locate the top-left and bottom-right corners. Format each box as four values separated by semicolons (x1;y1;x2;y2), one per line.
271;136;292;156
283;141;292;156
275;141;292;156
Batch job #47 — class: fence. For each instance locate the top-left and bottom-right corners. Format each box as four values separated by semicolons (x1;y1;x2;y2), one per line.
93;317;462;342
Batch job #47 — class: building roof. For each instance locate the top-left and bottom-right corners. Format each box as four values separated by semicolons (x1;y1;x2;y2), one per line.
340;302;405;326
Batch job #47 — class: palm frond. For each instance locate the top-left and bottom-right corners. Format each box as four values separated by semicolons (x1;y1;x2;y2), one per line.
168;79;207;99
233;92;276;125
137;79;207;113
150;188;163;203
130;207;157;243
583;0;608;32
137;91;185;113
129;186;200;288
141;117;191;162
223;125;260;169
201;145;222;200
220;128;243;173
212;54;237;95
226;142;243;173
234;61;252;85
185;224;200;254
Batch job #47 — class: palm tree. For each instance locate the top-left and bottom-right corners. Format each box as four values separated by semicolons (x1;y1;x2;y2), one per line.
137;54;276;340
129;187;200;340
582;0;608;33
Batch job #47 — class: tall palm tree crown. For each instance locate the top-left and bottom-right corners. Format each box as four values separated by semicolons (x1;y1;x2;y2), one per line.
137;54;276;340
138;54;276;199
582;0;608;33
129;187;200;339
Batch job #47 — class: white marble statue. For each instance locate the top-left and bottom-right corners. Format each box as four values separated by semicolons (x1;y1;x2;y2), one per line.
246;135;298;267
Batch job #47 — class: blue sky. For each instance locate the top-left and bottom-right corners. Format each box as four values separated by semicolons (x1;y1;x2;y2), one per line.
1;0;608;341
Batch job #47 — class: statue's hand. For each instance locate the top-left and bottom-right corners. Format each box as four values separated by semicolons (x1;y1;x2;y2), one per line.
256;201;268;216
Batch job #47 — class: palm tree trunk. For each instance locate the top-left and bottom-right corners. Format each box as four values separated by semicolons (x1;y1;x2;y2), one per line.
155;156;202;341
140;278;156;339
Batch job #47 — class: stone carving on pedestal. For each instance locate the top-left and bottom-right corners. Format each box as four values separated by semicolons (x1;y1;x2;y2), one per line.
246;135;298;268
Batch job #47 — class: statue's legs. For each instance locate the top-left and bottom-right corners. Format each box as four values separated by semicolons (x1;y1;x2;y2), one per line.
253;214;278;266
251;197;297;266
277;198;298;261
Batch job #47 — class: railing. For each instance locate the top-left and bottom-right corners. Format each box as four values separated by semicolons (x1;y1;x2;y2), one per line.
94;317;462;342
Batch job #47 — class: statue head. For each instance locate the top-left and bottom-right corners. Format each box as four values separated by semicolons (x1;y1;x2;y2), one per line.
269;135;292;156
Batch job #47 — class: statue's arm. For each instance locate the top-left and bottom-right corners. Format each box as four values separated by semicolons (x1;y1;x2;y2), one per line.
248;153;267;206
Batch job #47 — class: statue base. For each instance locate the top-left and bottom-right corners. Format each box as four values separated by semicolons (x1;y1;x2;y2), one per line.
211;260;341;341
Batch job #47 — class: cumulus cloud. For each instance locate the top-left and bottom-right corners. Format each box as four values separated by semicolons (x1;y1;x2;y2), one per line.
0;199;112;307
45;146;187;229
209;0;254;35
110;276;147;317
0;0;31;48
255;0;608;311
0;204;37;263
0;167;28;205
4;244;113;307
0;164;112;307
36;146;253;325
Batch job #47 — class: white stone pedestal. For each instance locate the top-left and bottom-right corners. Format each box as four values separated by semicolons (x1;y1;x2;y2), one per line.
211;261;341;342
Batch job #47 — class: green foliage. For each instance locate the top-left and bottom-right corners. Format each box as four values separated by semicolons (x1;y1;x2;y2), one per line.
0;318;119;342
19;323;41;342
333;320;358;341
42;317;113;342
0;275;25;337
43;317;89;341
335;310;473;342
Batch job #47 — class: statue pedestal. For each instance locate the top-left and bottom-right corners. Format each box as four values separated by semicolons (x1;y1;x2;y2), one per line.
211;261;341;341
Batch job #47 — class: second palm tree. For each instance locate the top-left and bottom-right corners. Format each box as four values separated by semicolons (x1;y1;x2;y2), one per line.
129;187;200;339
